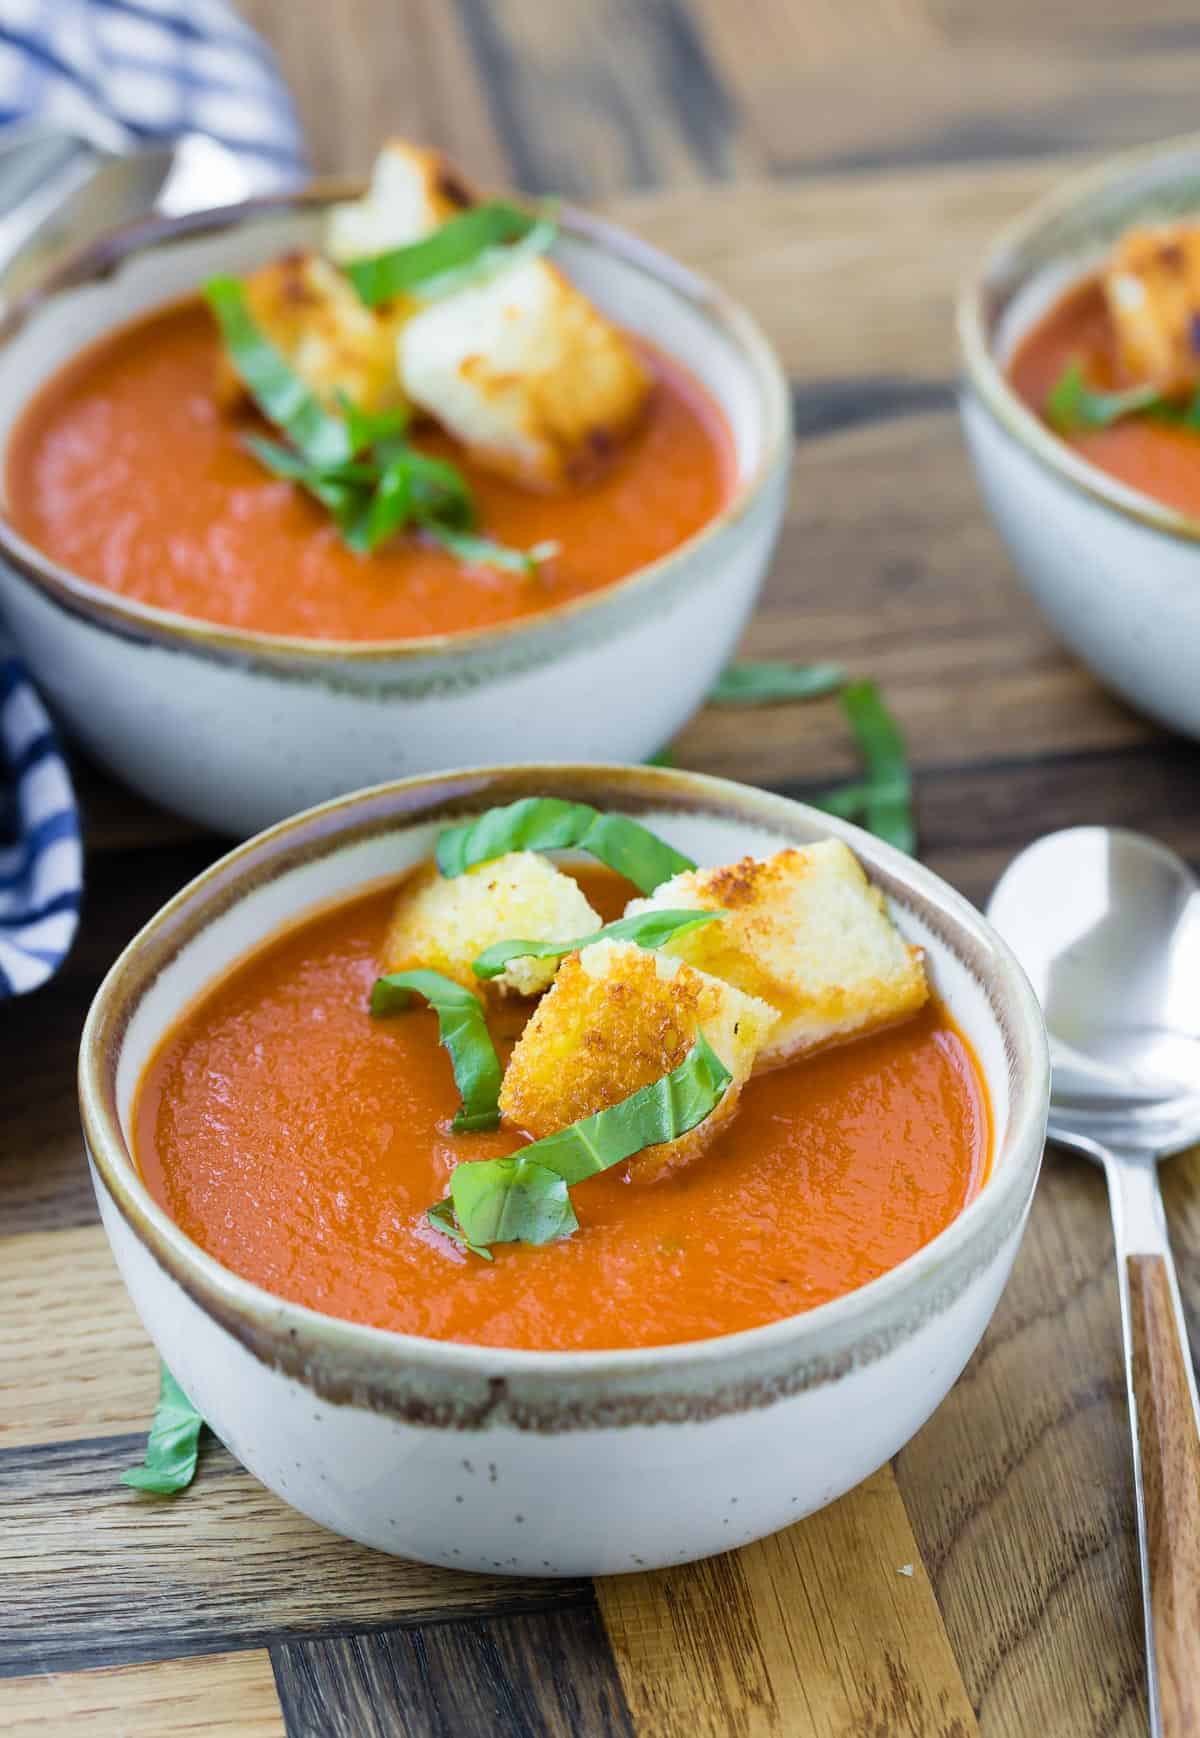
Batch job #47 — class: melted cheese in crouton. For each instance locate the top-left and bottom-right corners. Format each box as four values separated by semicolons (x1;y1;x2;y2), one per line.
625;841;927;1069
499;939;777;1182
326;139;475;263
381;852;601;997
1103;223;1200;392
214;250;408;415
398;257;652;491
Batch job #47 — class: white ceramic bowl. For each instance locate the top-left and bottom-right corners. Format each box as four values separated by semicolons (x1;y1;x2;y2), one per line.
959;135;1200;740
0;192;790;836
80;765;1049;1575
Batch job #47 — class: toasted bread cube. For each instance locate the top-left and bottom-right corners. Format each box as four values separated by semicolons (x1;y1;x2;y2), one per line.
398;257;652;490
381;852;601;997
1104;223;1200;392
326;139;476;263
499;939;777;1182
214;250;408;415
624;841;927;1070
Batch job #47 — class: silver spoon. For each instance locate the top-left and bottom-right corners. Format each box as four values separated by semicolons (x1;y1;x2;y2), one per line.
988;827;1200;1738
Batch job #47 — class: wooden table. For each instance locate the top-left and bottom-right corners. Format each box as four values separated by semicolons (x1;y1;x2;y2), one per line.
5;4;1200;1733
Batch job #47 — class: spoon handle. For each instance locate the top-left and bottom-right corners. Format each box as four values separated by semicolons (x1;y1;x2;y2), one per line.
1106;1152;1200;1738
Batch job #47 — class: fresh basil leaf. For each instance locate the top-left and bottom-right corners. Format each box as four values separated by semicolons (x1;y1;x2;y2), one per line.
1046;359;1164;436
204;276;352;469
810;681;915;853
645;746;675;767
710;661;846;705
442;1034;731;1252
334;391;411;456
121;1365;204;1496
370;969;502;1132
471;907;723;980
449;1157;578;1248
428;1195;493;1259
345;201;552;306
420;523;555;575
436;797;696;894
405;449;478;530
355;453;414;553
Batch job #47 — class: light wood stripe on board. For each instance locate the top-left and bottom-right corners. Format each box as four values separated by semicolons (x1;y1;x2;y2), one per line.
0;1649;285;1738
596;1467;979;1737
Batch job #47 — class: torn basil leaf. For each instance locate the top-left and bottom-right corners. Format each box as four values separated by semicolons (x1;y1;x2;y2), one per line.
204;276;352;470
811;680;915;854
430;1035;731;1254
1046;360;1164;436
710;661;846;705
370;969;502;1132
121;1365;204;1496
471;907;723;980
436;797;695;895
420;524;559;575
344;200;554;306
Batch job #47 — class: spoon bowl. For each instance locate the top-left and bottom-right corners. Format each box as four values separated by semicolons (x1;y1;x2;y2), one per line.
988;827;1200;1738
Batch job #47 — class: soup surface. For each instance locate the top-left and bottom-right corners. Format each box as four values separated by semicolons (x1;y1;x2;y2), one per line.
6;301;734;642
1009;276;1200;516
135;867;991;1352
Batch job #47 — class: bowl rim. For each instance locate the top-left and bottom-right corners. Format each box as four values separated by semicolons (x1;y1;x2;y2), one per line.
957;130;1200;547
79;762;1050;1397
0;182;792;666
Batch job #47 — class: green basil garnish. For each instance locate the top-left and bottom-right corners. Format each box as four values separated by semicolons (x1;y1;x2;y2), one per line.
471;907;723;980
370;969;502;1132
345;200;554;307
428;1034;732;1254
421;524;560;576
812;680;914;853
205;276;352;469
121;1365;204;1496
1046;360;1165;435
436;798;695;895
710;661;846;705
207;275;548;571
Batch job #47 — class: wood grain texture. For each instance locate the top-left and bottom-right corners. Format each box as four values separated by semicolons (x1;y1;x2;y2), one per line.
894;1148;1148;1737
0;1227;153;1448
0;1435;587;1675
1127;1254;1200;1736
597;1467;979;1737
0;1650;284;1737
271;1601;633;1738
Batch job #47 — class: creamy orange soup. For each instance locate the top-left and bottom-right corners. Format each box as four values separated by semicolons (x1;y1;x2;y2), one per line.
1009;276;1200;516
6;300;735;642
134;867;992;1353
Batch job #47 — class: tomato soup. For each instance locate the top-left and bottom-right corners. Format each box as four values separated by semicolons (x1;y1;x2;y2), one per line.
1009;276;1200;516
6;301;734;642
134;867;991;1352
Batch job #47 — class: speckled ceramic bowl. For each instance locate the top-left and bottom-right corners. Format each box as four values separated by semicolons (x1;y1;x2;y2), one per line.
80;765;1049;1574
0;191;790;836
959;135;1200;740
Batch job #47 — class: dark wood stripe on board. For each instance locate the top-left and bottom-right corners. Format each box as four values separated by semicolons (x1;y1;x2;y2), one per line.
270;1602;634;1738
790;376;956;441
0;1435;589;1676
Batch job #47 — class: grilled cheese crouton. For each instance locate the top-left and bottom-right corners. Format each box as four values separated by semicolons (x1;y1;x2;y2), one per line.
398;257;652;490
214;249;408;414
1104;223;1200;392
381;852;601;997
499;939;777;1182
326;139;476;263
625;841;927;1070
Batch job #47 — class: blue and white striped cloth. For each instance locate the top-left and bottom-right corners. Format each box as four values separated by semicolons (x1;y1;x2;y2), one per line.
0;0;304;996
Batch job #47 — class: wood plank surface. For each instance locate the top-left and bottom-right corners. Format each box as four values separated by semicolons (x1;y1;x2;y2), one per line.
7;2;1200;1734
597;1468;979;1738
1;1651;285;1738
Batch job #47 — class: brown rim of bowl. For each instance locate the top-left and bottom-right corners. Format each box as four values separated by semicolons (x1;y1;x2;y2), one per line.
957;130;1200;548
79;763;1050;1398
0;182;792;666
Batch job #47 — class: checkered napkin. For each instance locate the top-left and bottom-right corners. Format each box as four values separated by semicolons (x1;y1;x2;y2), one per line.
0;0;305;996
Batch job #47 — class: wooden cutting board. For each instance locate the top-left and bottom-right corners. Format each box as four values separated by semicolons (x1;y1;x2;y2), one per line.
5;4;1200;1727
